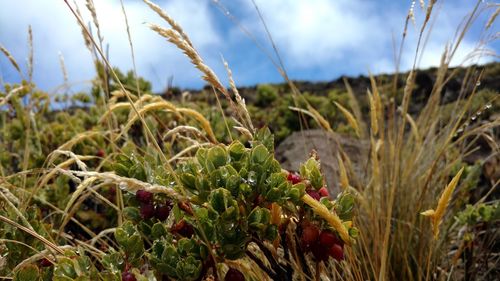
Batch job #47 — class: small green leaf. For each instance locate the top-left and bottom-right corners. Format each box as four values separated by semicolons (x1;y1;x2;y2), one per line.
176;256;202;281
252;127;274;152
177;238;196;256
14;265;40;281
336;192;355;220
265;187;281;202
123;207;141;221
251;144;269;164
288;188;301;202
113;163;129;177
349;226;359;238
126;234;144;259
129;163;146;181
180;173;197;190
228;141;246;161
209;188;232;213
264;224;278;241
114;228;129;247
248;207;263;226
195;148;208;168
207;146;228;168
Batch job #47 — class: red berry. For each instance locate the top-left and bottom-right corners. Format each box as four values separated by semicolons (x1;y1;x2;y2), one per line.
109;186;116;197
301;224;319;247
311;241;329;261
287;172;301;184
306;189;321;201
136;190;153;204
96;149;105;158
140;203;155;219
172;220;194;237
318;187;329;198
39;258;52;267
155;204;171;221
328;244;344;261
319;230;337;247
122;271;137;281
225;268;245;281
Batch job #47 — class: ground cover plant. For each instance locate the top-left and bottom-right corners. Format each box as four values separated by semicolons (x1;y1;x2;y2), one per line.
0;0;499;280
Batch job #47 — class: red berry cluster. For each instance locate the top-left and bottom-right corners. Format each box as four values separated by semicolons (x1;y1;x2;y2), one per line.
287;172;329;200
171;219;194;238
121;271;137;281
287;172;302;184
300;222;344;262
135;190;171;221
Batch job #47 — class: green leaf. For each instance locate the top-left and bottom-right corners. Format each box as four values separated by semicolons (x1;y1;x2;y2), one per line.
265;187;281;202
151;222;167;237
123;207;141;221
251;144;269;164
209;188;232;213
228;141;246;161
177;238;196;256
248;207;263;226
348;226;359;238
478;204;493;222
54;258;77;279
114;228;129;247
127;234;144;259
288;187;301;202
239;182;252;197
252;127;274;152
221;205;239;221
113;163;129;177
129;163;146;181
336;193;355;220
163;245;181;267
180;173;197;190
300;157;323;189
320;197;334;209
207;146;228;168
264;224;278;241
14;265;40;281
101;251;125;272
175;256;202;281
225;174;241;196
248;207;271;231
195;148;208;168
220;243;246;260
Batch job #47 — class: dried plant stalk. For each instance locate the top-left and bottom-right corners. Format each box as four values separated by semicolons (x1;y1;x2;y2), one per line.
421;167;464;238
302;194;351;244
0;45;22;74
334;102;361;137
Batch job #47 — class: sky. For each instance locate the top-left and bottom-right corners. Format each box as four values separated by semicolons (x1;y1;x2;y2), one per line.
0;0;498;94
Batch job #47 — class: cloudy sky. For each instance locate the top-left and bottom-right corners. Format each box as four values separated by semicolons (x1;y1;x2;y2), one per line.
0;0;498;93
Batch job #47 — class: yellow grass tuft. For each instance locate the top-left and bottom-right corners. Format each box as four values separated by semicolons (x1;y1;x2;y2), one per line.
368;91;379;136
337;153;350;191
334;101;361;137
421;167;465;239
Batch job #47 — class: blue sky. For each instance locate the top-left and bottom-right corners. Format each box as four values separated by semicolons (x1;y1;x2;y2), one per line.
0;0;498;94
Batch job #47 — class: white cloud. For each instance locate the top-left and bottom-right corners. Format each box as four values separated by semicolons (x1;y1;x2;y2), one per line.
0;0;495;91
0;0;222;92
238;0;394;69
375;1;496;73
234;0;495;76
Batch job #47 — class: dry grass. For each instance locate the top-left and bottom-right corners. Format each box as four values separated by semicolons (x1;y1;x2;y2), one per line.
0;0;498;280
